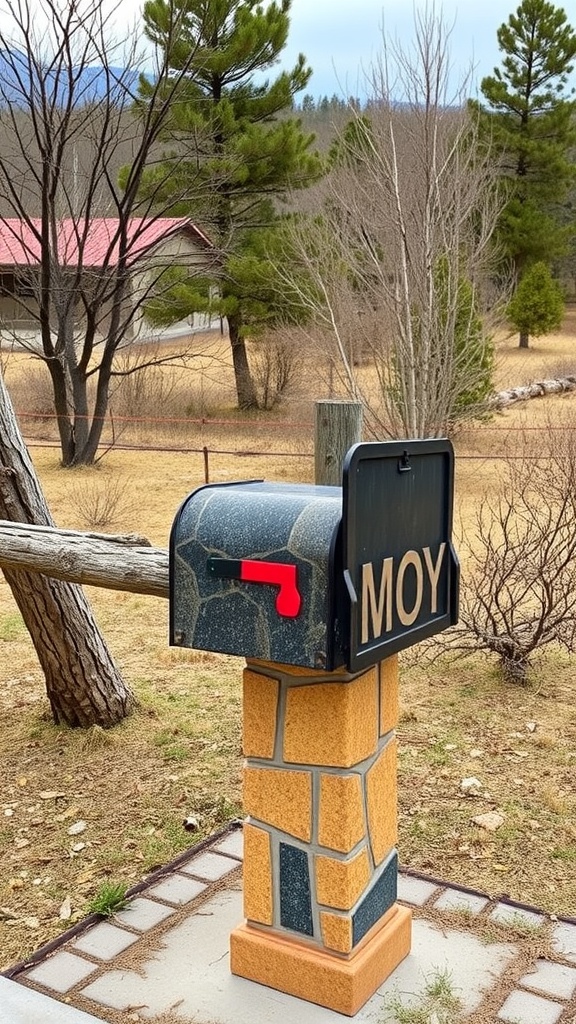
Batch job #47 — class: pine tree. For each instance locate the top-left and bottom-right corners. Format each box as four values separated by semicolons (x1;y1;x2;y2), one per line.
140;0;324;408
476;0;576;346
507;261;565;345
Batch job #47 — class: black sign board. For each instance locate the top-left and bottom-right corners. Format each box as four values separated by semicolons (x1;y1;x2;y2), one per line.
342;440;459;672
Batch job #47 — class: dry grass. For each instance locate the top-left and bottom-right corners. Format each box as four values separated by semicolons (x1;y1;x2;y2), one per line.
2;315;576;971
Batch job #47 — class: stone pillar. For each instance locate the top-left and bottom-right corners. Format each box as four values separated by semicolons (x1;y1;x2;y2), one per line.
230;655;412;1016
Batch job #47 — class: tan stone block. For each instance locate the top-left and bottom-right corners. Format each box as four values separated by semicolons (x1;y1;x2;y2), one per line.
243;766;312;842
230;904;412;1016
283;670;378;768
316;847;370;911
379;656;399;736
243;824;273;925
366;739;398;866
318;773;365;854
242;669;279;759
320;912;353;954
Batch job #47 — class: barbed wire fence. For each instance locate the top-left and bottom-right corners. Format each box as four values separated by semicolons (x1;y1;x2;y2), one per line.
15;407;576;483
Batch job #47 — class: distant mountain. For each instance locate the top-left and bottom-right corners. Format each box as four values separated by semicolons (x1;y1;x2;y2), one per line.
0;48;140;106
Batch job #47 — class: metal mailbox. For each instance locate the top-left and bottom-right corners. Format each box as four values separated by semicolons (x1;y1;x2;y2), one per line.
170;440;459;671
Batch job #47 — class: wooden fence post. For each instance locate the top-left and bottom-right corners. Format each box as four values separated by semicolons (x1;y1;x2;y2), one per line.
314;400;363;486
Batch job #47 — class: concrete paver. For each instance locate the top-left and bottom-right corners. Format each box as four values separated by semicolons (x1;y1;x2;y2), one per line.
5;827;576;1024
432;888;489;915
72;921;140;960
518;958;576;1000
552;920;576;963
497;988;564;1024
212;830;243;859
112;896;176;931
396;874;439;906
180;850;240;881
489;903;545;929
146;873;208;905
78;888;516;1022
23;950;98;993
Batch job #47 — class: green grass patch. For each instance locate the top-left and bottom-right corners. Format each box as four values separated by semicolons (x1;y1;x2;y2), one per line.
385;968;462;1023
0;612;26;641
86;882;129;917
552;846;576;861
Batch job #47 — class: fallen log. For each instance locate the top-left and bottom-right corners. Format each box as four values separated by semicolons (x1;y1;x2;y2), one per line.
492;376;576;410
0;521;169;598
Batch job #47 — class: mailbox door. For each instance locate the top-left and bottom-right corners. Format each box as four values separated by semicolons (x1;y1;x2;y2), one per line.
343;440;459;672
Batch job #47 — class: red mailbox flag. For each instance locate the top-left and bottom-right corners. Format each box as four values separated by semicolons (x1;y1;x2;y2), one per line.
207;558;301;618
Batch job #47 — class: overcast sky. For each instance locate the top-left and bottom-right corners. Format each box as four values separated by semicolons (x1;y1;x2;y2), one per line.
24;0;576;100
282;0;569;99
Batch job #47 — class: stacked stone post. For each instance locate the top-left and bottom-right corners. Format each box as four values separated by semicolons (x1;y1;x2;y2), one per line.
230;653;411;1016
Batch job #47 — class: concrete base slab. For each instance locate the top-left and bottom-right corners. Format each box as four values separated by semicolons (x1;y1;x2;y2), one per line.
78;888;517;1023
5;831;574;1024
0;976;103;1024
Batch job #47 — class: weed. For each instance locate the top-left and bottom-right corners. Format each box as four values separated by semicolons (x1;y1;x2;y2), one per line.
140;819;194;870
86;882;129;917
153;728;193;762
446;905;475;926
384;968;462;1023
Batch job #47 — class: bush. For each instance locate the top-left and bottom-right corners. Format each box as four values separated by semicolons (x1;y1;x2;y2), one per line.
453;437;576;684
251;334;301;410
69;471;137;530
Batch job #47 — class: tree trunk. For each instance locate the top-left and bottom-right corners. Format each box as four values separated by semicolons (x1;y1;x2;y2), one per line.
519;331;529;348
46;359;76;467
228;313;259;409
0;372;135;727
77;346;114;466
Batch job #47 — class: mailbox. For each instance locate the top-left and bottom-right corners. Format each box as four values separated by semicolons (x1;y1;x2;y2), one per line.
170;440;459;671
170;480;347;670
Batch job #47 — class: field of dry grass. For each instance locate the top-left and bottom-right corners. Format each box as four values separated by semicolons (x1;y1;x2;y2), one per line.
1;315;576;970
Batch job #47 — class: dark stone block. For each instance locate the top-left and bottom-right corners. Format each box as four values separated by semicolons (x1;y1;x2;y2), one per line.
352;851;397;947
279;843;313;936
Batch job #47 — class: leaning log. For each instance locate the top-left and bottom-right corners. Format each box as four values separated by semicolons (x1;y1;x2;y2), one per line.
0;521;169;598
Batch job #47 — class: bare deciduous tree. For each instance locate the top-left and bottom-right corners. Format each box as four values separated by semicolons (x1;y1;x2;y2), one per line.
275;7;507;438
0;0;215;466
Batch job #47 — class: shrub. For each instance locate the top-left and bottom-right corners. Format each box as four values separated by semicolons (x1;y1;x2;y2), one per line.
453;437;576;684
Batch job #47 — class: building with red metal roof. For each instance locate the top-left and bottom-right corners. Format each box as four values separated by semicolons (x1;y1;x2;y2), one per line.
0;217;215;348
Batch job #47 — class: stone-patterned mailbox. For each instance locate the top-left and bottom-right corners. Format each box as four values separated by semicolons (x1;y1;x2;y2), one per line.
170;481;346;670
170;440;459;1016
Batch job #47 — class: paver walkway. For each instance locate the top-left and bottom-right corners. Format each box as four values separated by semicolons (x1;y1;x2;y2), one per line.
3;823;576;1024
